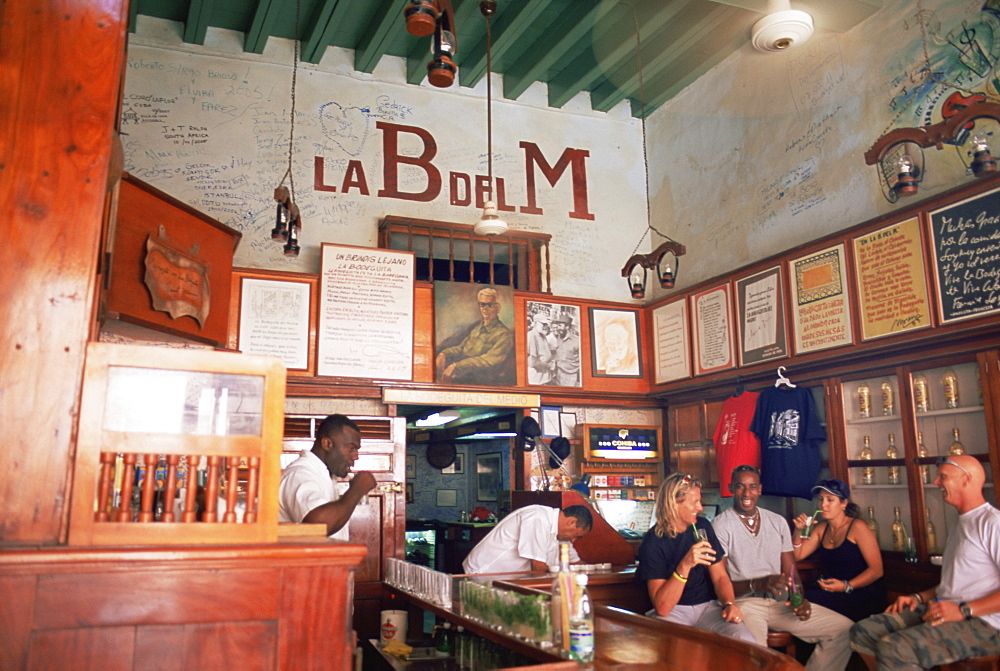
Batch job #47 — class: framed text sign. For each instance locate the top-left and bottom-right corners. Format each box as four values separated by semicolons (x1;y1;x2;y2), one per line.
238;275;313;371
927;187;1000;324
735;266;788;366
652;298;690;384
789;243;853;354
852;217;931;340
691;283;735;376
317;243;414;379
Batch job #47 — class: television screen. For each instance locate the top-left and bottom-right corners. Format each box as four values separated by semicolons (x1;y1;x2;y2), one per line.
584;424;659;461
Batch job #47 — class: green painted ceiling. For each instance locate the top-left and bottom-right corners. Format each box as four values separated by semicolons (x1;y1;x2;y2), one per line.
130;0;879;116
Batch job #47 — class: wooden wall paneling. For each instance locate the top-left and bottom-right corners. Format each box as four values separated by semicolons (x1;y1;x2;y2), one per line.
0;575;35;670
413;283;434;382
147;621;277;671
980;350;1000;494
822;378;848;482
33;568;280;629
279;565;357;670
27;626;135;671
704;398;725;487
0;0;130;545
132;624;189;671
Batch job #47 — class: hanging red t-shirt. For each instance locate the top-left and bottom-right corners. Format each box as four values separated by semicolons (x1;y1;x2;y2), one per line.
713;391;761;496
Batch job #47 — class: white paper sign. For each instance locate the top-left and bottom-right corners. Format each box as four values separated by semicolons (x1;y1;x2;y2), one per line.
318;244;414;379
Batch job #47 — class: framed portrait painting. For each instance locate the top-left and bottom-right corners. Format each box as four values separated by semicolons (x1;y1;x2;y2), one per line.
434;282;516;386
589;308;642;377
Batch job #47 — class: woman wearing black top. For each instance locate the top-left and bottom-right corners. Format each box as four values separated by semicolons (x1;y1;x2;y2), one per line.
792;479;888;622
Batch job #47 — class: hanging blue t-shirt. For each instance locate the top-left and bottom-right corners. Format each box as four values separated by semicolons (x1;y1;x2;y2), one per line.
750;386;825;499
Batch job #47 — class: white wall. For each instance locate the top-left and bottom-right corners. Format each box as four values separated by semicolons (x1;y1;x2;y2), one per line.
123;18;650;303
646;0;994;293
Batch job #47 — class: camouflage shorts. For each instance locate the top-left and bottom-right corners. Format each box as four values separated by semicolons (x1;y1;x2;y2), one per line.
850;604;1000;670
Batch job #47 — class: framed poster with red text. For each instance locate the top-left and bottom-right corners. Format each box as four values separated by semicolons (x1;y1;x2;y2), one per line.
691;283;735;376
852;217;931;340
789;243;853;354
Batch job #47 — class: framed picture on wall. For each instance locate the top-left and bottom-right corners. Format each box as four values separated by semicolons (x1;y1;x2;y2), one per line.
406;482;414;503
589;308;642;377
405;455;416;479
476;453;502;502
735;266;788;366
652;298;690;383
525;300;582;387
237;273;314;373
789;243;853;354
442;452;464;474
691;283;735;376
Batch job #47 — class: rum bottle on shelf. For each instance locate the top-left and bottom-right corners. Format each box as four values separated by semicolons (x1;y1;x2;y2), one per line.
925;508;938;554
943;369;959;409
949;428;965;455
886;433;900;485
918;432;931;484
860;435;875;485
866;506;880;546
857;381;872;418
881;378;895;415
913;373;930;412
891;506;906;552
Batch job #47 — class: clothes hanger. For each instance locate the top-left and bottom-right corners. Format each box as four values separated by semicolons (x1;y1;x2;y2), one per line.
734;375;746;396
775;365;796;388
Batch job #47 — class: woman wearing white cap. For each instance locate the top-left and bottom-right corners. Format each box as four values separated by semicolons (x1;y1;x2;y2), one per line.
792;478;888;622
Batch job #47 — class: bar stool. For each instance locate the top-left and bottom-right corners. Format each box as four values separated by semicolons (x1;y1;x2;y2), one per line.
767;629;796;658
937;656;1000;670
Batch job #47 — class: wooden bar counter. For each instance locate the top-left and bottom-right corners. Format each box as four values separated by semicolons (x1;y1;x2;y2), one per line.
385;568;803;670
0;540;367;671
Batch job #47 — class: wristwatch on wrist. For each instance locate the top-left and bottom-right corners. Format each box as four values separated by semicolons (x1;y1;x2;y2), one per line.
960;602;974;620
843;581;854;594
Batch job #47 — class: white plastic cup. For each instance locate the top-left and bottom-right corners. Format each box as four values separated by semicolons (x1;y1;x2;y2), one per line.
379;609;408;647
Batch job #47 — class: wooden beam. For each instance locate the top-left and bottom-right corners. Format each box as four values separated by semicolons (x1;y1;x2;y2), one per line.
301;0;349;64
245;0;283;54
354;0;409;73
183;0;213;45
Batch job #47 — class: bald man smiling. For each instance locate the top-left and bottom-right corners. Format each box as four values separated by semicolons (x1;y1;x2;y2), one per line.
850;455;1000;670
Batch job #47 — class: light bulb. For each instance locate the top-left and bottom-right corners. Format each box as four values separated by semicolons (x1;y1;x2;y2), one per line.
896;154;914;174
628;263;646;299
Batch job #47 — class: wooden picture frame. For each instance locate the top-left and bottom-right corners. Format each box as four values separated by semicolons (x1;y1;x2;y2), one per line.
442;452;465;474
652;298;691;384
852;217;932;340
588;308;643;377
476;453;502;502
789;243;853;354
735;266;788;366
691;283;735;376
236;273;314;372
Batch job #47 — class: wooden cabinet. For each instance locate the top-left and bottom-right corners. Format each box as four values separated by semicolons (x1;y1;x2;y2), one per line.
829;350;1000;561
667;398;725;488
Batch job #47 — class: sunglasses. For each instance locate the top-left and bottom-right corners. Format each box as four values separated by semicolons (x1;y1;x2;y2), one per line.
936;456;971;476
478;302;498;308
733;465;760;475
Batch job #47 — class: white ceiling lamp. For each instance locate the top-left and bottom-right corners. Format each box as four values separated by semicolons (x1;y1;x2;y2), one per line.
474;0;509;237
751;0;814;53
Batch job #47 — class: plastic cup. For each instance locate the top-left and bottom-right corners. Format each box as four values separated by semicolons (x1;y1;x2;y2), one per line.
801;511;821;539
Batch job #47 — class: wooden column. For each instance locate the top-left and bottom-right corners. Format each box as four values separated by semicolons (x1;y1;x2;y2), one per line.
0;0;129;544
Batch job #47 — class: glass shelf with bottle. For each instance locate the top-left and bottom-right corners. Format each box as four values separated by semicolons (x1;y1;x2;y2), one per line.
845;376;902;424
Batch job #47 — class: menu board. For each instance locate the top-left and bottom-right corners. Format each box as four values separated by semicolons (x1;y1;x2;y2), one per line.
653;299;690;384
927;187;1000;324
317;243;414;379
735;265;788;365
691;283;735;376
789;243;853;354
852;217;931;340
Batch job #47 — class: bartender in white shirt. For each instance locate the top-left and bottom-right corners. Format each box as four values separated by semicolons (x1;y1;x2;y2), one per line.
462;504;592;574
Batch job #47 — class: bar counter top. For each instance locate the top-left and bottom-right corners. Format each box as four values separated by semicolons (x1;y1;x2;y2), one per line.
385;568;804;670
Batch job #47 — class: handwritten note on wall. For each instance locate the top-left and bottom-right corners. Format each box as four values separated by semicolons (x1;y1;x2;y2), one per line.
318;244;414;379
928;188;1000;323
853;217;931;340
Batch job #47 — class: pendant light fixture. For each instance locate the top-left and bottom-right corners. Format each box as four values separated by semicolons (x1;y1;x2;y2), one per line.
620;6;685;298
474;0;508;237
271;0;303;256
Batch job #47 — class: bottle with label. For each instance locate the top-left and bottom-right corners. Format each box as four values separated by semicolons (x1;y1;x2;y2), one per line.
950;428;965;455
881;378;895;416
891;506;906;552
866;506;880;546
569;573;595;663
918;432;931;484
551;540;573;650
860;436;875;485
435;621;453;657
857;381;872;418
886;433;900;485
943;369;959;409
913;373;930;412
925;508;937;554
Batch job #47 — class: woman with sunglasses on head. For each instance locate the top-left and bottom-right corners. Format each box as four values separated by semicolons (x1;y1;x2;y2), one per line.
792;479;887;622
637;472;756;643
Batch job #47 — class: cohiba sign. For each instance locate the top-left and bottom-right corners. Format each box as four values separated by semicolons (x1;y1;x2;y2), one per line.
313;122;595;221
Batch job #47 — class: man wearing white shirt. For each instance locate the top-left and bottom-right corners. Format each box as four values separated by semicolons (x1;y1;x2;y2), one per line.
850;455;1000;669
462;504;592;574
278;414;376;540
